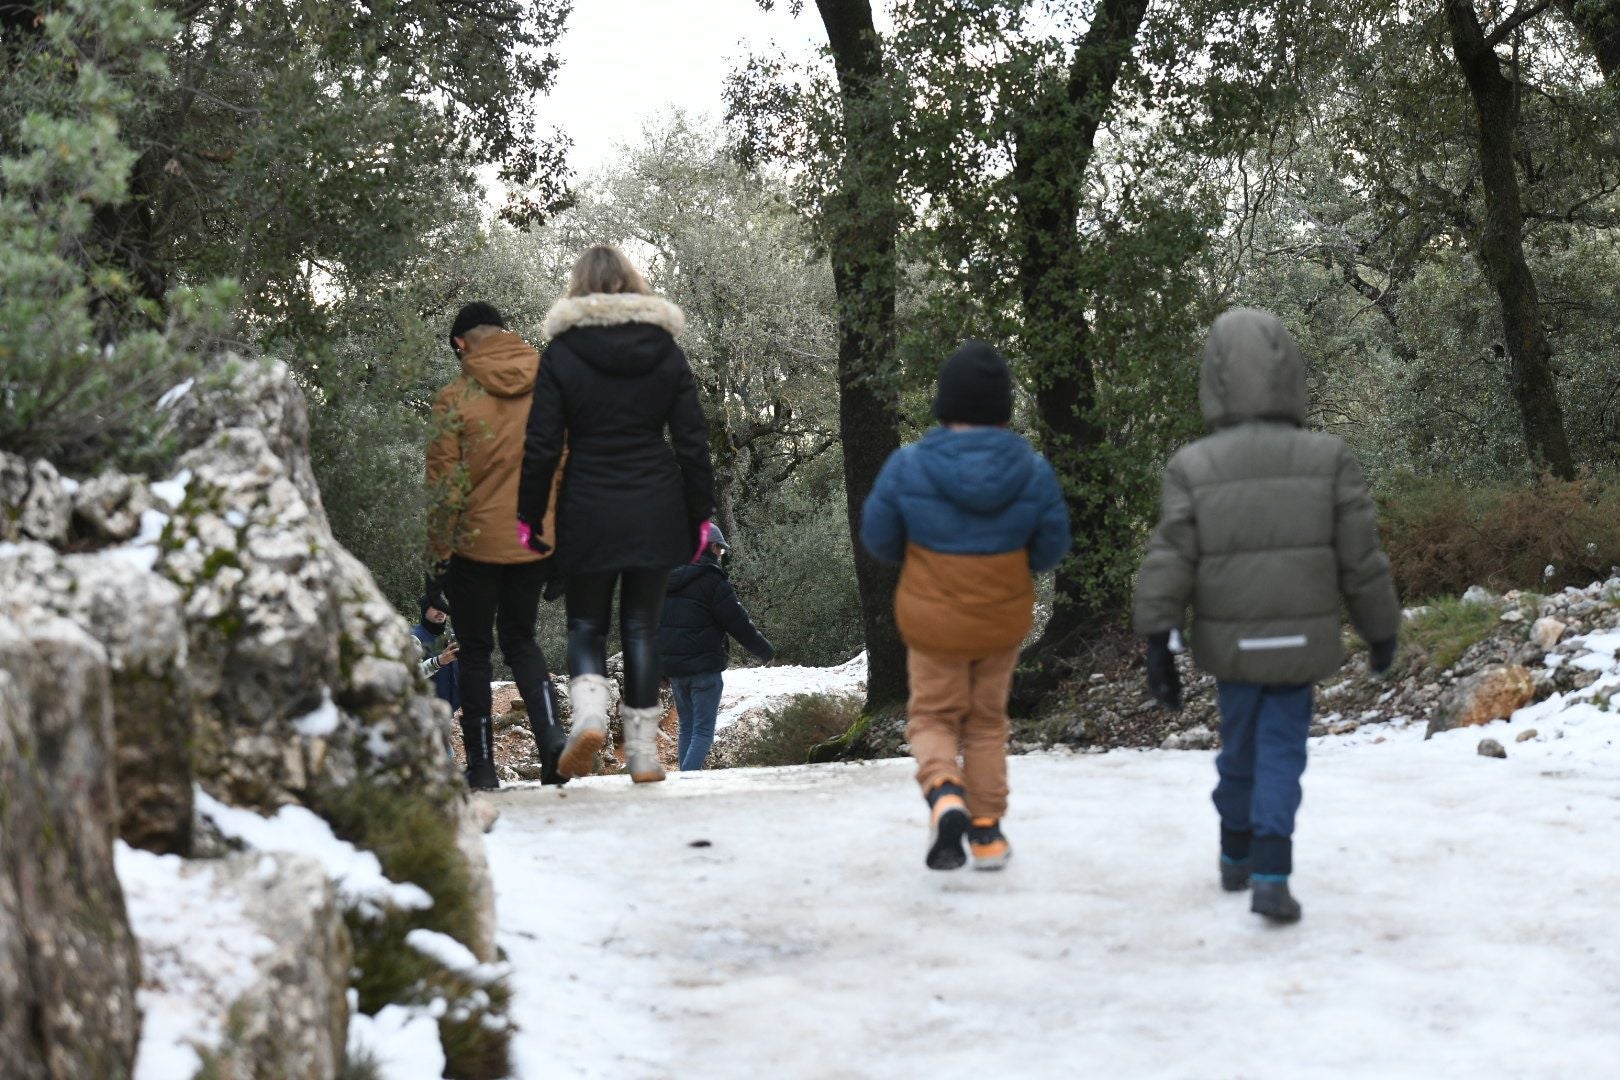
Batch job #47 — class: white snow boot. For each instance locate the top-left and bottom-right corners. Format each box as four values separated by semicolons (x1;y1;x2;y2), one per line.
560;674;612;778
622;704;666;784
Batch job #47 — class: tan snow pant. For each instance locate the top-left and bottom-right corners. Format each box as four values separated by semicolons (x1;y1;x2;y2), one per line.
905;645;1019;820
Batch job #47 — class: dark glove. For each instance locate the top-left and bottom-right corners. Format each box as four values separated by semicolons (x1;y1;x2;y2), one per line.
1369;637;1398;675
1144;631;1182;711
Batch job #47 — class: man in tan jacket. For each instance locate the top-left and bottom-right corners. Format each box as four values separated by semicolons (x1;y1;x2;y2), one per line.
428;302;564;790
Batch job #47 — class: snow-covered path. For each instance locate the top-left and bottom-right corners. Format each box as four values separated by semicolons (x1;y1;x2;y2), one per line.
488;731;1620;1079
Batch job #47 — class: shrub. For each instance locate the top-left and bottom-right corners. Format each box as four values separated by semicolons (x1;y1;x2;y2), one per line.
0;0;230;474
1378;473;1620;600
317;782;512;1080
727;692;865;769
1401;596;1503;672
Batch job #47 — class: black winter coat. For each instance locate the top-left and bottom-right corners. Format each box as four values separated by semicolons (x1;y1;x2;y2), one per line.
660;558;775;677
518;293;715;575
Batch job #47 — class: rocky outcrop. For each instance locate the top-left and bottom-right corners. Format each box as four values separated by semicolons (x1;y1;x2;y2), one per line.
0;544;194;854
2;357;510;1076
0;613;141;1079
1427;664;1536;739
120;847;350;1079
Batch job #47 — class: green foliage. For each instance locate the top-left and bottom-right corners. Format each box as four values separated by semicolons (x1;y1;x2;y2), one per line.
318;782;512;1080
1401;597;1503;673
729;692;866;769
0;0;230;472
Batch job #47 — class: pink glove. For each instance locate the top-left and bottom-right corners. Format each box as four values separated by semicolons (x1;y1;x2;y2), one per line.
517;520;551;554
690;519;714;564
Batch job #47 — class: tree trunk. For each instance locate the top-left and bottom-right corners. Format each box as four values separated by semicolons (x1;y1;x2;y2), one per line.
1012;0;1150;696
1556;0;1620;79
814;0;907;711
1446;0;1577;480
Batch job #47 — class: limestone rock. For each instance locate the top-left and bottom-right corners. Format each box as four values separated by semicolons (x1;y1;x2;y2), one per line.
0;613;141;1078
0;453;72;545
197;853;350;1078
1160;725;1217;751
1477;737;1507;759
1531;617;1567;651
0;543;194;854
72;471;155;543
1515;728;1539;743
1427;664;1536;739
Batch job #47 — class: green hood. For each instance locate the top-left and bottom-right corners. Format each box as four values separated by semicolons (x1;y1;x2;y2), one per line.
1198;307;1307;429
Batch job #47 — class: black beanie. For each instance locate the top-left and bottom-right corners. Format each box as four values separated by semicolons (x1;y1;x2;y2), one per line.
449;302;506;351
933;340;1013;426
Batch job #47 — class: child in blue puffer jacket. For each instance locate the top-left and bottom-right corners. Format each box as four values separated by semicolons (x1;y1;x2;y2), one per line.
861;341;1072;871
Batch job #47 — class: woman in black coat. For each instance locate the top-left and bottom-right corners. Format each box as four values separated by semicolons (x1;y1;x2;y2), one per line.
518;245;714;783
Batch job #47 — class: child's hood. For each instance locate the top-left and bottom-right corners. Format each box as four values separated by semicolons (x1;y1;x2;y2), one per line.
915;427;1039;514
1199;307;1307;429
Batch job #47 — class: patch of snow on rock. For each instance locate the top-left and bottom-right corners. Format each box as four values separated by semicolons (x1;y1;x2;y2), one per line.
347;1000;447;1080
117;843;273;1080
195;789;432;917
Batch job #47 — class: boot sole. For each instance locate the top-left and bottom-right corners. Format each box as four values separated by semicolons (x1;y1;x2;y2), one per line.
926;808;970;871
1252;904;1302;924
558;728;605;779
971;848;1011;871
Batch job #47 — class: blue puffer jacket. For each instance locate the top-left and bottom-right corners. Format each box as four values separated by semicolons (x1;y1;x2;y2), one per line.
861;427;1072;658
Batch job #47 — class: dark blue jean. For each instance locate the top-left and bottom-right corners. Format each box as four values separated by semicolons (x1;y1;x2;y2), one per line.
672;672;725;771
1213;681;1313;873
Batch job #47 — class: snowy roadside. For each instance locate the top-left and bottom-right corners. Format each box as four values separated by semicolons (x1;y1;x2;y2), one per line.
714;651;867;731
488;655;1620;1079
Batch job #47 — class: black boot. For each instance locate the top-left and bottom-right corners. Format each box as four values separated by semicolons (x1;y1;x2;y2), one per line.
1250;877;1302;923
1220;825;1252;892
461;715;500;792
1220;856;1252;892
924;780;970;871
530;708;569;787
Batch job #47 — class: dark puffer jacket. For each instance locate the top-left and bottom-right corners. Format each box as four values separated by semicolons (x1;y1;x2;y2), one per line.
659;557;774;676
1133;307;1401;684
518;293;715;575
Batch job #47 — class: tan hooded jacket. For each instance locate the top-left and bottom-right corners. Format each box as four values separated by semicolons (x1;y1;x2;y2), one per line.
1133;308;1400;684
427;330;559;565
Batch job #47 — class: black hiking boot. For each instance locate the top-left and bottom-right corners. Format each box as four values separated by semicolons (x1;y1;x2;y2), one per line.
1220;855;1252;892
529;681;569;787
462;715;501;792
924;780;970;871
1251;877;1302;923
534;720;568;787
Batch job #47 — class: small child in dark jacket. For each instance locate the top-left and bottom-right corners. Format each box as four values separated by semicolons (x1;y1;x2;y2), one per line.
861;342;1071;871
1134;307;1400;923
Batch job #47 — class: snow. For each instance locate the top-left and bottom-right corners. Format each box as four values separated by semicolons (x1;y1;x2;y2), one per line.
116;843;274;1080
489;684;1620;1077
157;378;195;410
347;1001;447;1080
195;789;432;918
404;928;510;986
101;508;169;573
293;690;341;737
150;468;192;509
714;652;866;731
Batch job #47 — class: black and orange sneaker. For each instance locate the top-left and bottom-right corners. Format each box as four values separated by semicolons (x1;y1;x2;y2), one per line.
968;818;1012;871
924;780;970;871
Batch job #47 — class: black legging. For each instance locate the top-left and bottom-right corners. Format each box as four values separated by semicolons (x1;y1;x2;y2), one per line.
565;568;670;709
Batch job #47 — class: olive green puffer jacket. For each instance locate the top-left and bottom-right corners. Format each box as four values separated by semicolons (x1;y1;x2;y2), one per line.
1133;307;1400;685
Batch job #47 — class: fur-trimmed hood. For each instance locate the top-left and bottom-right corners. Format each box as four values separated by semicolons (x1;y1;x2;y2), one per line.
543;292;686;341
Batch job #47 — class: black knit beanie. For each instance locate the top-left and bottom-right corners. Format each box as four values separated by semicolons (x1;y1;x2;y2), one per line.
933;340;1013;426
449;302;506;352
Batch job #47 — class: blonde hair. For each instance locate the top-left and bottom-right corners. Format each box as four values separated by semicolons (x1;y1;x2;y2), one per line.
567;245;651;298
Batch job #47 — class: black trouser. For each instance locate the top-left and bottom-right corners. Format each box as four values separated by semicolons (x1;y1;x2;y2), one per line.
565;568;670;709
442;556;560;730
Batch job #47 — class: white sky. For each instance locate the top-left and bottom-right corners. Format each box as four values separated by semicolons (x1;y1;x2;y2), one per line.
539;1;827;175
